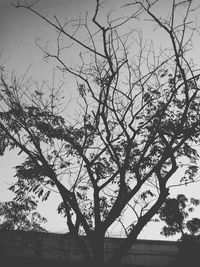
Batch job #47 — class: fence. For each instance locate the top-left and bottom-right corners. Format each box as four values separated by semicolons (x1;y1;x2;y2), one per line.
0;230;178;266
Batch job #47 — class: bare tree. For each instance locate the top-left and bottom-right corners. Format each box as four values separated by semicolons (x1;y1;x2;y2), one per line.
1;0;200;265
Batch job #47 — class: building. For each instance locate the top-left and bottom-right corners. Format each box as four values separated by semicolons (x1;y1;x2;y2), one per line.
0;229;178;267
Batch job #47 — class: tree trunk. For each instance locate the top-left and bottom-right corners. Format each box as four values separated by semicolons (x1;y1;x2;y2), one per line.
109;188;169;265
92;233;105;267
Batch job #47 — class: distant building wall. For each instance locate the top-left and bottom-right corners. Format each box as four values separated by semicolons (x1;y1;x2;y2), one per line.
0;230;178;266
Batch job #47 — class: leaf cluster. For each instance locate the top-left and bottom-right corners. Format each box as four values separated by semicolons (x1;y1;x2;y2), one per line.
0;197;47;232
160;194;200;237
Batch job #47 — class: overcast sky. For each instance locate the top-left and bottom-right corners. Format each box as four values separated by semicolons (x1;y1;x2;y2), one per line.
0;0;200;238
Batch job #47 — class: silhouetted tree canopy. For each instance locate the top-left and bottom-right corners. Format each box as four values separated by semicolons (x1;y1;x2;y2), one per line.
1;0;200;265
0;197;47;232
160;194;200;237
160;194;200;267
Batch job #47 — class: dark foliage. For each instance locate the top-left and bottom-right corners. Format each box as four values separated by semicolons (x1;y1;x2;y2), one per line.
0;197;47;232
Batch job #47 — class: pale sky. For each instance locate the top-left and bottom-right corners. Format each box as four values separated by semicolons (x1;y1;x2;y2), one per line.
0;0;200;239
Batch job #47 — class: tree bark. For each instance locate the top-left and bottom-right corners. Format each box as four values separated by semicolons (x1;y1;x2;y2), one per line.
92;232;105;267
